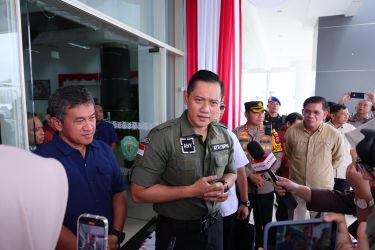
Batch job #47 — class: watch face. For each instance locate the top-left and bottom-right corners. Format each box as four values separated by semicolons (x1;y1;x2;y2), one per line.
240;201;250;207
356;199;367;209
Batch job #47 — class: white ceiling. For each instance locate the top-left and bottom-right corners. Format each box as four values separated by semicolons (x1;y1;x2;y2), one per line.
242;0;363;71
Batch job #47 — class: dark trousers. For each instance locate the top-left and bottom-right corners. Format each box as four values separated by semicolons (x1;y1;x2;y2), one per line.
275;194;289;221
155;214;223;250
247;192;274;248
223;213;237;250
334;178;351;192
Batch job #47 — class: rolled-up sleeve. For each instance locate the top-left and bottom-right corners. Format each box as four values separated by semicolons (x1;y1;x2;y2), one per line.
307;189;356;214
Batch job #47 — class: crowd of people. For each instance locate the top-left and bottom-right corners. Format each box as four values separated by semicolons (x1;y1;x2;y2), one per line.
19;69;375;250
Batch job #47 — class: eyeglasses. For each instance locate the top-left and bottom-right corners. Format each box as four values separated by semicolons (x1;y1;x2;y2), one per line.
302;109;323;116
220;105;226;111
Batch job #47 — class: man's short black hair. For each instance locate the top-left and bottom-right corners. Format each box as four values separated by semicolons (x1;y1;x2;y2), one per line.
48;85;94;122
330;104;347;114
326;101;337;111
285;112;303;124
187;70;224;98
303;96;327;110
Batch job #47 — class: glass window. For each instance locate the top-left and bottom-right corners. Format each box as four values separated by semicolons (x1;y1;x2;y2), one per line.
75;0;184;49
241;70;298;124
241;72;267;124
0;0;27;148
269;71;296;114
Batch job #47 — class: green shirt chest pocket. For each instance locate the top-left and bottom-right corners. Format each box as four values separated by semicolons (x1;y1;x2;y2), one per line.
162;155;200;186
213;152;228;178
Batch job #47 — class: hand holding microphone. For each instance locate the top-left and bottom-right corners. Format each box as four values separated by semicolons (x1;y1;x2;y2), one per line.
247;141;298;209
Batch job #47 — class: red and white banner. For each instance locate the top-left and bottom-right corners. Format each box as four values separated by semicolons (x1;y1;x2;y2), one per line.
186;0;242;130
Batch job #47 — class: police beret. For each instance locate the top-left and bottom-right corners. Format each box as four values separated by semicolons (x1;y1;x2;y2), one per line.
268;96;281;105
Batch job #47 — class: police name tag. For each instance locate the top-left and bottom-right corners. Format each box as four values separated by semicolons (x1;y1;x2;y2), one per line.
180;137;196;154
211;143;229;152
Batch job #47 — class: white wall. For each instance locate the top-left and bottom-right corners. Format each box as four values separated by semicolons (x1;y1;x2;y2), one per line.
24;45;100;115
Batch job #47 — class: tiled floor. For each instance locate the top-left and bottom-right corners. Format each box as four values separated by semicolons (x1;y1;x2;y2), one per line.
123;187;156;244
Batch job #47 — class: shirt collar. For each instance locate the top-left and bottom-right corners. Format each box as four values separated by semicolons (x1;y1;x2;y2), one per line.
303;122;324;134
327;120;344;129
180;110;218;137
52;134;96;156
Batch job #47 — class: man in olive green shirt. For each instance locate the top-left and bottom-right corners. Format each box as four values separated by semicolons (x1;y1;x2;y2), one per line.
131;70;236;250
285;96;343;220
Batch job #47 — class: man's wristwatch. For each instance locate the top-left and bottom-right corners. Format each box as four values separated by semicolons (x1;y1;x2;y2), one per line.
354;198;375;209
239;200;250;207
111;229;126;245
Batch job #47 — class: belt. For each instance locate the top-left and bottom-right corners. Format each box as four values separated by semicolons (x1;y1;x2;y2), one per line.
158;211;220;233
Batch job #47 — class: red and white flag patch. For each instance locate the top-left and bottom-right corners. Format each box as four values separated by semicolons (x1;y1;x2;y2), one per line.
137;143;145;156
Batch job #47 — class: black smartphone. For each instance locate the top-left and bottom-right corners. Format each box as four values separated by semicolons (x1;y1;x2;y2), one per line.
263;219;338;250
350;92;365;99
77;214;108;250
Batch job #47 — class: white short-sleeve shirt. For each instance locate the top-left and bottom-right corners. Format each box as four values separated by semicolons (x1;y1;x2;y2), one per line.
220;130;249;217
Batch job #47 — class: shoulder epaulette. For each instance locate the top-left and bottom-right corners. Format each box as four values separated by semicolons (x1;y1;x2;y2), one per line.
212;121;227;129
154;118;179;130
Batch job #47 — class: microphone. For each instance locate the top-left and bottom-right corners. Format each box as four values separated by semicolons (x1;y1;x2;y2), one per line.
247;141;298;209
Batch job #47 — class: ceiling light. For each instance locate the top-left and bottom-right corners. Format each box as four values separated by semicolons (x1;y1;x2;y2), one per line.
68;43;90;50
25;48;41;53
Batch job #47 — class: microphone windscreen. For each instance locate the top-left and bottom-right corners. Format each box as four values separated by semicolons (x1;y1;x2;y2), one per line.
247;141;265;160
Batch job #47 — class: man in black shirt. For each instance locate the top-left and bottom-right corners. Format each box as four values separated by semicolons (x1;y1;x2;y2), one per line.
264;96;285;132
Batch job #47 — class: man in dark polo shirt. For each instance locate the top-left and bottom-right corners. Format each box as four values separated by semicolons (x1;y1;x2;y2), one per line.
94;103;118;151
35;86;127;250
131;70;237;250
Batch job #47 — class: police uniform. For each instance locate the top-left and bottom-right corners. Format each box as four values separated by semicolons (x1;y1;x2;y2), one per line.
232;101;283;248
264;112;285;132
264;96;285;132
131;111;235;250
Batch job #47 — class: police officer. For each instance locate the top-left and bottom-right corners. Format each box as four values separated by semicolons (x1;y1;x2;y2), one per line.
131;70;237;250
233;101;283;248
264;96;285;132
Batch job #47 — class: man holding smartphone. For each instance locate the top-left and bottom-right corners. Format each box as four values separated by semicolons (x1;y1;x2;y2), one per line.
338;91;375;127
131;70;236;250
35;86;127;250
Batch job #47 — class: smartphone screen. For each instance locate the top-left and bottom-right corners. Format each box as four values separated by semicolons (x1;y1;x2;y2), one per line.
77;214;108;250
350;92;365;99
264;219;337;250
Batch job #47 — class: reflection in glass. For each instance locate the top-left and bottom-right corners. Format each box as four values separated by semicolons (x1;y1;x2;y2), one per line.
0;1;26;147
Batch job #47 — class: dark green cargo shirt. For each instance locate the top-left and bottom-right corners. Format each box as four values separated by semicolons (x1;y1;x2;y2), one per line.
131;111;236;220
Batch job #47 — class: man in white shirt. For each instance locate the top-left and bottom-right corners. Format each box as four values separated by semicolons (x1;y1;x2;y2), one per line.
214;103;249;250
328;104;356;192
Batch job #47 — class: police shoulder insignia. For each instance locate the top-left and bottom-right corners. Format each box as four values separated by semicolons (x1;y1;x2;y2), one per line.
141;137;151;145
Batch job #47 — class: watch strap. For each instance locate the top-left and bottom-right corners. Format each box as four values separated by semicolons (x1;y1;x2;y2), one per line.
239;200;250;207
369;198;374;207
111;229;126;244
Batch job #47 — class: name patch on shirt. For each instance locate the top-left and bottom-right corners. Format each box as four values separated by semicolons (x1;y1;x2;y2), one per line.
180;137;196;154
211;143;230;152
